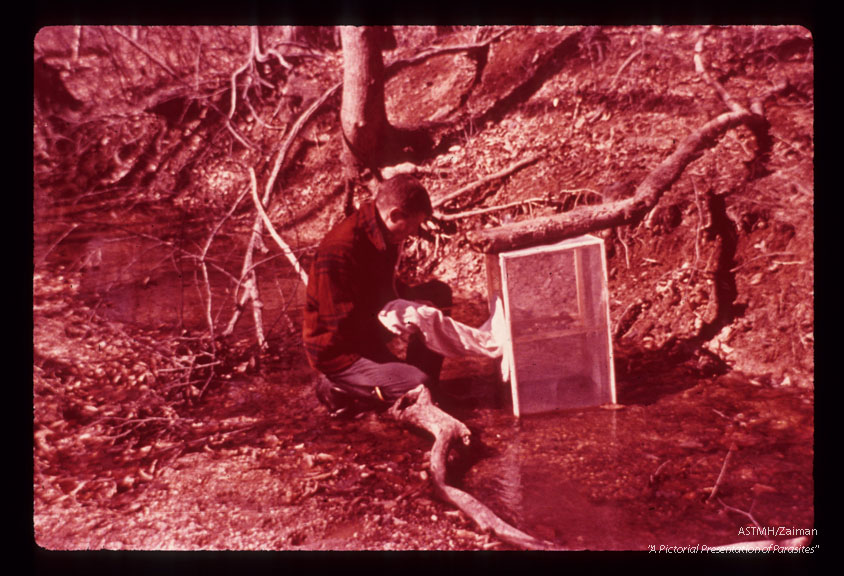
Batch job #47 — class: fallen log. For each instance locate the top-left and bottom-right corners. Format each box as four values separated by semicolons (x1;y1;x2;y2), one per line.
388;385;555;550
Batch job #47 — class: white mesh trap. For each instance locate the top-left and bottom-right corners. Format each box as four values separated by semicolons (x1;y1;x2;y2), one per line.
486;235;616;416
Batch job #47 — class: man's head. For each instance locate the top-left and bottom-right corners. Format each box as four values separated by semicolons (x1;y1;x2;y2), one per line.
375;174;432;245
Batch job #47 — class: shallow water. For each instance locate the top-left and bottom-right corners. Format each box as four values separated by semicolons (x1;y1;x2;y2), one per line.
451;368;813;550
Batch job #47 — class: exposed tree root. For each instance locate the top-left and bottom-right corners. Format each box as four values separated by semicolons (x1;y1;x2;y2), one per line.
388;385;555;550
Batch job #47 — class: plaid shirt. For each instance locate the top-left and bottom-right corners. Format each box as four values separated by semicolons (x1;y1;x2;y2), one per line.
302;202;400;374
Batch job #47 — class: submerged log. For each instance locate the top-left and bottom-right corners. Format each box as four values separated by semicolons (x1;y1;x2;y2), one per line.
388;385;555;550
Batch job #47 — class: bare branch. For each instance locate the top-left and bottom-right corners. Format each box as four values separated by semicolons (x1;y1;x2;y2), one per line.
717;497;762;530
610;48;643;89
35;223;80;268
264;81;342;205
197;186;250;348
468;106;762;253
385;28;511;77
707;442;736;503
111;26;179;80
435;197;547;222
432;152;545;210
695;44;742;112
247;167;309;285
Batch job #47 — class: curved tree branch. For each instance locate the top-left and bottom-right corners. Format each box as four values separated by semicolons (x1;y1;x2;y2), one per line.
432;152;545;211
388;385;555;550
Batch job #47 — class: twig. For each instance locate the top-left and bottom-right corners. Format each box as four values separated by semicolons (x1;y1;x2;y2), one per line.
432;153;545;209
263;81;342;205
707;442;736;503
111;26;258;152
248;167;309;285
198;186;250;348
197;369;217;400
185;422;263;448
222;221;266;347
610;48;643;89
304;469;339;481
717;497;762;530
111;26;179;79
435;197;546;221
694;29;745;114
649;459;671;486
35;223;80;268
772;134;809;158
157;361;221;373
729;251;798;273
385;28;511;78
616;228;631;269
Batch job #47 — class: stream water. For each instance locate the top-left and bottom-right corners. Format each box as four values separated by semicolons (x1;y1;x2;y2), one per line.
455;372;814;549
34;212;815;551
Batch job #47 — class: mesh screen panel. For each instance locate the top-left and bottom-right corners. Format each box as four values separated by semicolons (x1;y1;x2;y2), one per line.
492;236;615;415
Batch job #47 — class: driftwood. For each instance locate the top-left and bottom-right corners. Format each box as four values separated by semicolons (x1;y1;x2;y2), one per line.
388;385;555;550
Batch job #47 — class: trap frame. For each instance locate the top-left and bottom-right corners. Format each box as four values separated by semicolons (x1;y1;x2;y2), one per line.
486;234;617;416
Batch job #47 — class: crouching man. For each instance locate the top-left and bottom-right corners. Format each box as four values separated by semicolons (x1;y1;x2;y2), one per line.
302;175;451;417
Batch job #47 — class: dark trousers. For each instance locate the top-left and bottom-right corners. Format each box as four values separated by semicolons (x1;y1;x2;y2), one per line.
322;280;452;406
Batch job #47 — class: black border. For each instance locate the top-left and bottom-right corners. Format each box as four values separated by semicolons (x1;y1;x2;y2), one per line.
27;0;823;574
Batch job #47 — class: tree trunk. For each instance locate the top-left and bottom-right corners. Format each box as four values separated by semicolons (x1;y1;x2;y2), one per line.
339;26;391;172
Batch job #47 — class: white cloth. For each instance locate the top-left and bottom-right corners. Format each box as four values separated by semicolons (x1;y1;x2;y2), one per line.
378;297;510;381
